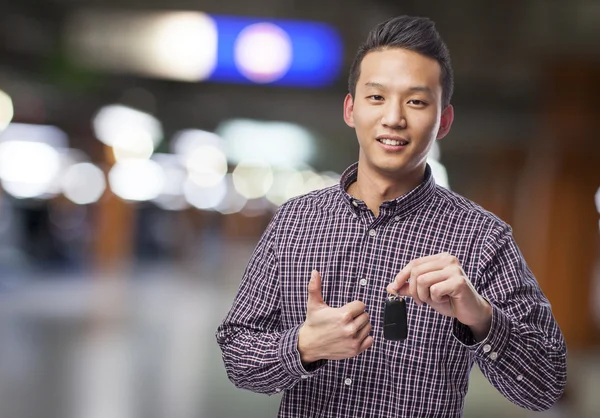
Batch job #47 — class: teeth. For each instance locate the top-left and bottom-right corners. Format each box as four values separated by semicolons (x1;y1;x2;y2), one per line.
380;138;407;146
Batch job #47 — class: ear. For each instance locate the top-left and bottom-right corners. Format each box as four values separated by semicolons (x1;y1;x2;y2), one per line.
436;105;454;140
343;93;355;128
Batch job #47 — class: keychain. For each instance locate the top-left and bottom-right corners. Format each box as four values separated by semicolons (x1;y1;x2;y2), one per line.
383;294;408;340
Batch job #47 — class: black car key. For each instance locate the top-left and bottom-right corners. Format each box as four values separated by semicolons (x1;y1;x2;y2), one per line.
383;295;408;340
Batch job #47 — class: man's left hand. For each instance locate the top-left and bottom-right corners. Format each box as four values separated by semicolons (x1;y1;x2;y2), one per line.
386;252;492;341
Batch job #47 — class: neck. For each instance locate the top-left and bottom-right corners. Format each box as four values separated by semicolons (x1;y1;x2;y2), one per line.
348;164;426;217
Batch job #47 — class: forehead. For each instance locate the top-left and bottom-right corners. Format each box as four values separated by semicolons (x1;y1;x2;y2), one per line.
357;48;442;92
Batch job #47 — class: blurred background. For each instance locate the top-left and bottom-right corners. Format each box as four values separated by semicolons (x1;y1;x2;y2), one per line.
0;0;599;417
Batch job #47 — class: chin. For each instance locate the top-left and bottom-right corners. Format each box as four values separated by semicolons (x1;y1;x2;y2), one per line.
375;164;407;177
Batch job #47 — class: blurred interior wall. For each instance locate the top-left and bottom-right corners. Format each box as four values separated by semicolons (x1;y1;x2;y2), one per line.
514;57;600;349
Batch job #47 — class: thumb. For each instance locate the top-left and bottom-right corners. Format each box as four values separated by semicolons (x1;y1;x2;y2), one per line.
307;270;326;309
387;266;410;294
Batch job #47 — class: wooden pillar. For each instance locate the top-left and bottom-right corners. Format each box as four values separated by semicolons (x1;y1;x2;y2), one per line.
92;145;136;274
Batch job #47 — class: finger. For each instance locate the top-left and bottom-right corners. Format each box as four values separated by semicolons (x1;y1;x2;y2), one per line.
355;320;372;342
343;300;367;318
352;311;371;332
385;282;409;296
307;270;326;309
392;282;411;297
389;265;411;293
410;252;453;267
429;280;454;304
416;269;451;302
416;277;431;304
409;268;422;305
358;335;374;354
412;257;456;278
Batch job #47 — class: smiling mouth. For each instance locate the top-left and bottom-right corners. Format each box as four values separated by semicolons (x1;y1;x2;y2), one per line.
377;138;409;146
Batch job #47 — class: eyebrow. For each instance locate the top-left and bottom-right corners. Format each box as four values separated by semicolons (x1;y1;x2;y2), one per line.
364;82;433;94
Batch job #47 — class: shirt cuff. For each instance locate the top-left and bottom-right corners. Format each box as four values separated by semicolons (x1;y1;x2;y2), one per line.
452;302;511;363
278;323;327;378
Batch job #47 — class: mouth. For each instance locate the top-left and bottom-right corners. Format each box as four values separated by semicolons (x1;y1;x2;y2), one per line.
376;136;409;146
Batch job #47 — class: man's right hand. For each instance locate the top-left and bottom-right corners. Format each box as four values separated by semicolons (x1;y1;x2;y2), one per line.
297;270;373;364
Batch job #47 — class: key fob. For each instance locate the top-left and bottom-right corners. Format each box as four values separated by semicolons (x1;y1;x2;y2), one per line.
383;295;408;341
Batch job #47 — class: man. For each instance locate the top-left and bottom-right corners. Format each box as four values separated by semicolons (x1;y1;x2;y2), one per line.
216;15;567;417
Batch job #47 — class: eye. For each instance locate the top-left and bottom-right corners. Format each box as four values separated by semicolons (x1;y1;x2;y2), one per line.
408;99;427;106
367;95;384;101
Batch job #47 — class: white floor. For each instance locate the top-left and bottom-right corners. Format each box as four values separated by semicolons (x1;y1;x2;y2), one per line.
0;253;597;418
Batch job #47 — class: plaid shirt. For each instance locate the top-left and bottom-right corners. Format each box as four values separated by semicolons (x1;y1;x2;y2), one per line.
216;163;567;417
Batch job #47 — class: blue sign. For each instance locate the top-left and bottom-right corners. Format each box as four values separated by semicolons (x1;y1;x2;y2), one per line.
208;15;343;87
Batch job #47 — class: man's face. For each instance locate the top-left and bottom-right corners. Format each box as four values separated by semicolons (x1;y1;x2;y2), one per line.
344;48;453;181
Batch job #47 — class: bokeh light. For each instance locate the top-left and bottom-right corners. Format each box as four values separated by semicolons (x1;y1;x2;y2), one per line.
0;140;61;199
93;104;162;149
232;161;274;199
185;145;228;187
151;153;189;211
183;176;227;210
171;129;224;156
266;167;302;206
112;128;155;161
108;159;165;201
62;163;107;205
151;12;218;81
0;90;14;133
67;11;218;82
214;174;247;214
234;23;293;83
217;119;314;166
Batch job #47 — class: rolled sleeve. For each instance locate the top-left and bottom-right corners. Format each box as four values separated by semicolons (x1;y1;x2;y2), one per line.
279;323;327;377
452;302;511;363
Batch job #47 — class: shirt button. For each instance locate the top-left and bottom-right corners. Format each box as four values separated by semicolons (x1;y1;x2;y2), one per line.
359;278;368;286
301;374;309;379
482;344;492;353
352;200;358;207
490;352;498;361
344;378;352;386
516;374;524;381
275;388;281;392
394;216;400;222
368;229;377;237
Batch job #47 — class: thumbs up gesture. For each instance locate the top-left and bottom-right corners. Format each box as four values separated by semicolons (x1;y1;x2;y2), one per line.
298;270;374;363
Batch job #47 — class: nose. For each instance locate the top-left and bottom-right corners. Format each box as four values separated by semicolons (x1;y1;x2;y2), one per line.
381;102;407;129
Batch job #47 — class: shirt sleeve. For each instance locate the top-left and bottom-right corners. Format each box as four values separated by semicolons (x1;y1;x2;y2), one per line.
215;210;325;395
452;223;567;411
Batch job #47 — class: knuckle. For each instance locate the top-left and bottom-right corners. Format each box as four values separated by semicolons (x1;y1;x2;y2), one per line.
341;312;353;323
443;265;455;275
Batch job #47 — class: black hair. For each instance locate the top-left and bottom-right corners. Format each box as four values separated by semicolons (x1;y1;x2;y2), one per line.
348;16;454;108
